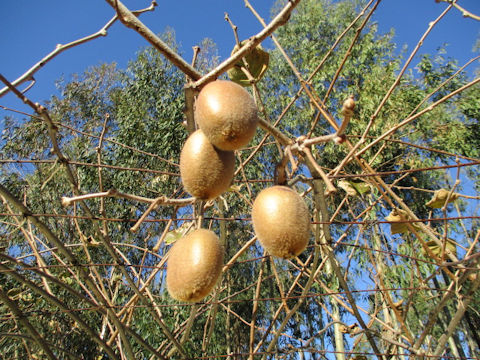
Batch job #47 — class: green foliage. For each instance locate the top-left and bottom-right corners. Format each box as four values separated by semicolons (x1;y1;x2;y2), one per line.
1;1;479;358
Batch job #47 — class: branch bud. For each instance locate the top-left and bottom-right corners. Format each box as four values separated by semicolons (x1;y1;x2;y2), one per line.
334;134;346;144
61;197;72;207
341;96;355;117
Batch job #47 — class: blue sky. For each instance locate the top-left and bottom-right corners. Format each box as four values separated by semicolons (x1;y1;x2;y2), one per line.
0;0;479;118
0;2;478;357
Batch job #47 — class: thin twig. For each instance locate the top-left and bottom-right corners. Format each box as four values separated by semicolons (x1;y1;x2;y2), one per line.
437;0;480;21
61;189;193;208
0;261;120;359
193;0;301;88
0;1;157;98
105;0;201;81
360;2;455;138
249;255;267;360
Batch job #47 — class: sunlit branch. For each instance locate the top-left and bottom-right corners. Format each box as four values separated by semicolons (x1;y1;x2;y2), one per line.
0;1;157;98
61;189;193;207
437;0;480;21
355;77;480;159
193;0;301;88
105;0;201;81
360;1;455;136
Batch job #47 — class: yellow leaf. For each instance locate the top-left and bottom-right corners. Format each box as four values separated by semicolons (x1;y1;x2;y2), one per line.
85;235;100;247
164;222;194;245
338;180;357;196
385;209;420;235
227;41;269;86
164;230;183;245
423;239;457;258
426;188;459;208
228;184;244;192
338;179;371;197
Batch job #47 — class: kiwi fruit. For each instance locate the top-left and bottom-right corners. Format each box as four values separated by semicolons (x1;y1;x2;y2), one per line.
251;186;310;259
180;129;235;200
166;228;224;302
195;80;259;151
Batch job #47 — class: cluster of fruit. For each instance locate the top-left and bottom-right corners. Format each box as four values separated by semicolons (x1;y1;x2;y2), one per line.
167;80;311;303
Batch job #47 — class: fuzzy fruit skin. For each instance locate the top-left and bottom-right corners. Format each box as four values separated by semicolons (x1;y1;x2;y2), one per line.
195;80;259;151
166;229;224;302
180;129;235;200
252;186;310;259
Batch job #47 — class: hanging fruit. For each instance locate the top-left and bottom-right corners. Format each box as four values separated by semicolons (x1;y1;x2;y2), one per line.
251;186;311;259
166;229;224;302
195;80;259;151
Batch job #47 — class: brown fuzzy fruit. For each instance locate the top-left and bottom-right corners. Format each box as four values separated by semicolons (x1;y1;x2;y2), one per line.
195;80;259;151
252;186;310;259
166;229;224;302
180;129;235;200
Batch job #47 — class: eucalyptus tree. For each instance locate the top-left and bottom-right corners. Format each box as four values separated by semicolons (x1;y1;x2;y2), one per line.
1;0;479;359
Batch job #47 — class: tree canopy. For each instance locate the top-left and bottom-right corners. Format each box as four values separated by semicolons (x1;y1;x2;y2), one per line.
1;0;479;359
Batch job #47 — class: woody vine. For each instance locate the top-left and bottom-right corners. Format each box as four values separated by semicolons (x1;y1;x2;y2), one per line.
1;0;480;359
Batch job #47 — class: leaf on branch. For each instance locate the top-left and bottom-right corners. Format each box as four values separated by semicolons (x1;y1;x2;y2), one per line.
340;323;359;334
85;235;100;247
61;275;74;286
151;174;171;188
164;230;183;245
425;188;459;208
7;287;22;297
392;299;404;316
423;238;457;258
111;273;123;284
338;179;371;197
385;209;420;235
228;184;244;193
338;180;357;196
227;41;269;86
164;221;194;245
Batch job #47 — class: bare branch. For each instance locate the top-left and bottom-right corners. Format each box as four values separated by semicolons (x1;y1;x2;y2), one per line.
193;0;302;88
61;189;193;207
437;0;480;21
0;1;157;98
104;0;202;81
360;2;455;137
